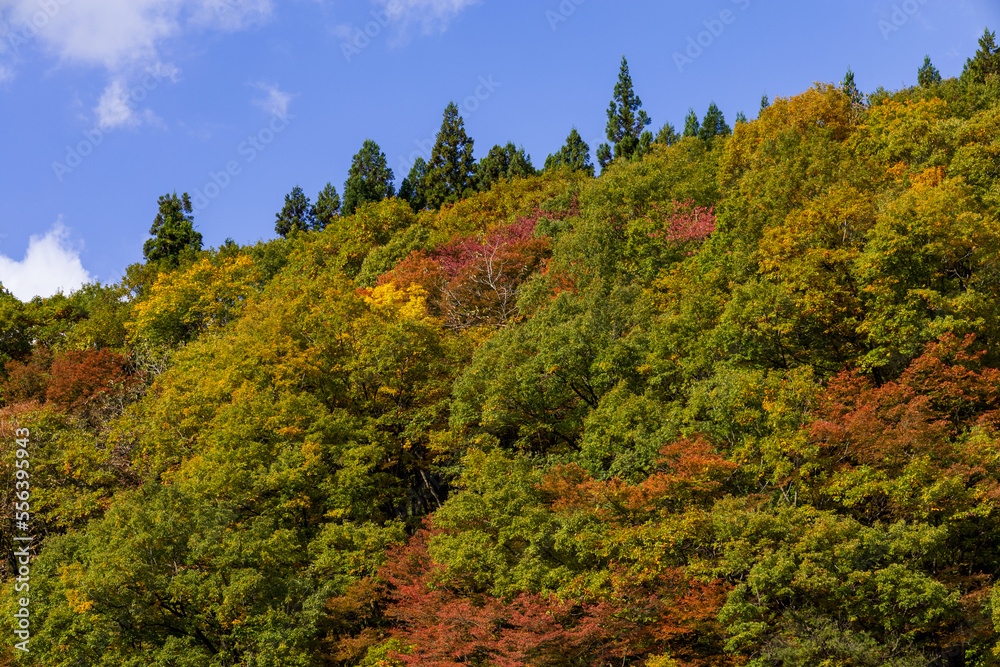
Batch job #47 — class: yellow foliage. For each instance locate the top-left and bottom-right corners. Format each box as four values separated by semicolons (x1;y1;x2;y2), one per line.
128;252;263;346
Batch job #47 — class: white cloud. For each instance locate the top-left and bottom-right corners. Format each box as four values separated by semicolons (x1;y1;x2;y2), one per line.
0;0;273;124
0;220;94;301
374;0;481;34
251;81;293;117
95;78;139;129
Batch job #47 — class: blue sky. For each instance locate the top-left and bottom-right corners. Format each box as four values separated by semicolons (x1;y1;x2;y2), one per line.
0;0;997;300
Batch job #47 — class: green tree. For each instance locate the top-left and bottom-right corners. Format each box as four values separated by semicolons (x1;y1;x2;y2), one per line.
342;139;396;217
314;182;341;229
682;108;700;138
597;56;653;169
0;286;31;372
918;55;942;88
842;67;864;107
476;142;536;191
424;101;476;209
143;192;202;267
274;185;317;238
760;93;770;115
698;102;731;143
962;27;1000;84
399;157;429;212
545;127;594;176
734;111;748;125
655;122;680;146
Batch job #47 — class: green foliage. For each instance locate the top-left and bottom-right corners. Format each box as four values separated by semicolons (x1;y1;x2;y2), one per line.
706;501;960;662
682;108;700;138
0;287;31;372
655;122;680;146
398;157;428;212
963;27;1000;85
918;55;942;88
142;192;203;267
697;102;731;143
842;66;864;107
274;185;317;238
475;142;536;191
314;182;341;229
424;102;476;209
343;139;396;216
597;56;653;169
544;127;594;176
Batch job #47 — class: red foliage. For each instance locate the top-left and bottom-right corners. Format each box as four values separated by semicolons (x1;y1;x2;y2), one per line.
644;201;716;247
809;334;1000;519
811;334;1000;470
381;530;623;667
2;346;53;404
538;438;736;519
45;349;134;410
379;214;552;329
3;347;139;423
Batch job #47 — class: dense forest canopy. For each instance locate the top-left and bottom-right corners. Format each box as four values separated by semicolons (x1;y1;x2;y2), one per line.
3;34;1000;666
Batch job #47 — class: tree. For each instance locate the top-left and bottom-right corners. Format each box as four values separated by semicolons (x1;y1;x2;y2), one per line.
682;108;700;138
655;122;680;146
314;182;341;229
962;27;1000;84
143;192;202;266
760;93;770;113
734;111;748;125
476;142;536;191
343;139;396;217
597;56;653;169
399;157;429;212
274;185;317;238
698;102;731;143
841;67;864;107
545;127;594;176
0;286;31;372
424;101;476;209
917;55;942;88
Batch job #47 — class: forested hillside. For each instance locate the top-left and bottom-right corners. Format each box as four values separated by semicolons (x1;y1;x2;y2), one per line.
3;32;1000;666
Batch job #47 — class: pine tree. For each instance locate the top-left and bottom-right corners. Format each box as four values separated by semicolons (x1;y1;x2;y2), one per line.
760;93;770;114
698;102;731;143
654;122;680;146
342;139;396;216
842;67;864;107
544;128;594;176
143;192;202;266
682;108;700;138
597;56;653;169
314;183;341;230
962;28;1000;85
476;143;535;191
734;111;748;125
424;102;476;209
274;186;317;238
399;158;429;212
917;55;942;88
